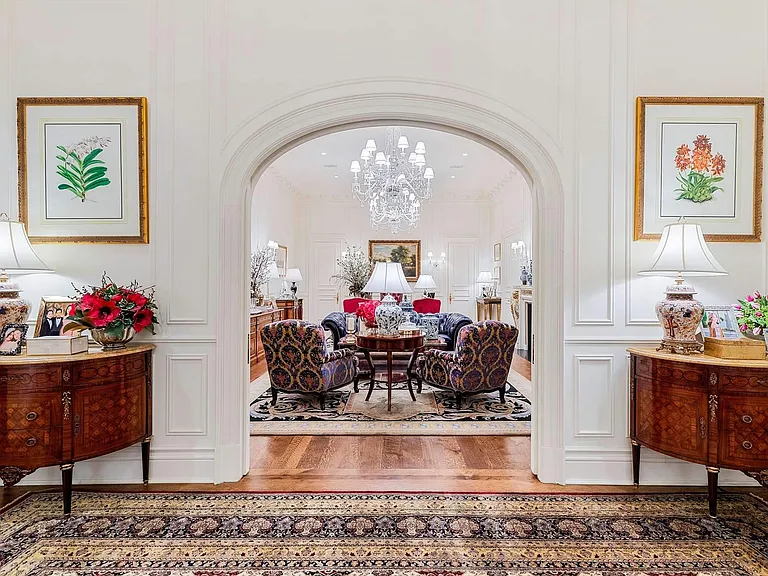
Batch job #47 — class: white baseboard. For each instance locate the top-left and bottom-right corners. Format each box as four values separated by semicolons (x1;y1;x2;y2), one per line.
536;445;565;484
17;446;215;486
565;448;760;486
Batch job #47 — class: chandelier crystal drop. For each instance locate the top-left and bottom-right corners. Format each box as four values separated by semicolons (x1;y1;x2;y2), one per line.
350;127;435;234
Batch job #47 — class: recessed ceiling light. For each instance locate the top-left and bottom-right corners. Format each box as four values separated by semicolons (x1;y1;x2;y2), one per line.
462;153;468;156
334;175;339;178
450;175;456;179
321;152;327;156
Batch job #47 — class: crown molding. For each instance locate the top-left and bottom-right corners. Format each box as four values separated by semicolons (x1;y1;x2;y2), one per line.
257;166;306;199
488;168;520;200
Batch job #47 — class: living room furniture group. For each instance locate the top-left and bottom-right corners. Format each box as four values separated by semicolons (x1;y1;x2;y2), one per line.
628;347;768;517
0;344;155;513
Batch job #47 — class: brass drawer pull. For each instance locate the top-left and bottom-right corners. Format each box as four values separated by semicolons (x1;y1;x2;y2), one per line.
25;411;38;421
742;415;753;424
25;437;37;447
742;440;753;450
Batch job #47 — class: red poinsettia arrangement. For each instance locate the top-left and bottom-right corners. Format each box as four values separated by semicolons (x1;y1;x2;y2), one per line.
356;299;380;326
65;274;158;336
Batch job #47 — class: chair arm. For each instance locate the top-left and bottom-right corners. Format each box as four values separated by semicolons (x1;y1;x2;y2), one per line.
324;347;355;362
424;348;457;363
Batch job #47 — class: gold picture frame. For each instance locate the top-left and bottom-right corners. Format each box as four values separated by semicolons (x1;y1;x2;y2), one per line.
368;239;421;282
634;96;763;242
17;97;149;244
493;242;502;261
34;297;81;337
275;244;288;277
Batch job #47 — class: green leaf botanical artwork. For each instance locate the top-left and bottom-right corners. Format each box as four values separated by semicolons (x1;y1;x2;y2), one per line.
673;134;726;203
55;136;112;202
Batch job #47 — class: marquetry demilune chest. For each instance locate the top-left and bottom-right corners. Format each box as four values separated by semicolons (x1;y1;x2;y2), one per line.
628;347;768;517
0;344;154;513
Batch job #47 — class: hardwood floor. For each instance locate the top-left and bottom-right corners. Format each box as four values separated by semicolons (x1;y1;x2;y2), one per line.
250;358;267;382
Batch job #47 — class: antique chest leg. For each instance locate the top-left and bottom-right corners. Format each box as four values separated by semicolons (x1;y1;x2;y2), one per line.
707;466;719;518
142;437;151;485
60;463;74;515
631;441;641;486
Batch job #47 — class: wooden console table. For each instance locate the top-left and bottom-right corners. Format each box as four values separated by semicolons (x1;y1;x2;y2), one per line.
0;344;154;513
476;297;502;321
275;298;303;320
628;347;768;517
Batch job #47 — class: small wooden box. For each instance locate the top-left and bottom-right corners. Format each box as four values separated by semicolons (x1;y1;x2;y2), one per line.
26;335;89;356
704;336;765;360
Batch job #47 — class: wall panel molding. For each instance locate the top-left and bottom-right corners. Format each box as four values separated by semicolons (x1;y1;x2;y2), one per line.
573;354;615;437
166;354;209;436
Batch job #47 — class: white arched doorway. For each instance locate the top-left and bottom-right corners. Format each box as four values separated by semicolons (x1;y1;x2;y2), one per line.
215;83;566;484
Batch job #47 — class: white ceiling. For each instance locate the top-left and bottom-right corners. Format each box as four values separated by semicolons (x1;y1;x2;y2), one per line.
268;125;515;199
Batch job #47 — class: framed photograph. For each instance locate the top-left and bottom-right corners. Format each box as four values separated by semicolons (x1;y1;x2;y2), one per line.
369;239;421;282
634;97;763;242
275;244;288;277
18;97;148;243
701;306;742;339
34;297;81;338
493;242;502;261
0;324;28;355
493;265;502;285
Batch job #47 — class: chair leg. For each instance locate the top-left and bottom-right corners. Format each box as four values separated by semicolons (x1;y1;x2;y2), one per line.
353;375;359;393
270;387;278;406
455;391;462;410
416;376;423;394
499;385;506;404
319;393;325;411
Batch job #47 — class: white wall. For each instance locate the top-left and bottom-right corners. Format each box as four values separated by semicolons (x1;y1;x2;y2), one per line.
1;0;765;486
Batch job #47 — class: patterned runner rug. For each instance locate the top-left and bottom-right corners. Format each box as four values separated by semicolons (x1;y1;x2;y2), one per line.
2;491;767;575
249;368;532;436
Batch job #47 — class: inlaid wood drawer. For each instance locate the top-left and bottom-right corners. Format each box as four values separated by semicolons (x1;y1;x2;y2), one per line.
718;367;768;393
0;366;61;392
2;427;62;466
73;354;146;386
1;391;62;431
634;356;709;389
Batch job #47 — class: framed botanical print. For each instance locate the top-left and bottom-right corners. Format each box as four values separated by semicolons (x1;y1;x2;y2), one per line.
17;97;148;243
493;242;502;261
275;244;288;277
369;239;421;282
634;97;764;242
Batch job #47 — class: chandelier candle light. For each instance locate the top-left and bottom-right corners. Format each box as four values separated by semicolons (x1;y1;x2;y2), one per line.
638;219;728;354
350;127;435;234
362;262;413;336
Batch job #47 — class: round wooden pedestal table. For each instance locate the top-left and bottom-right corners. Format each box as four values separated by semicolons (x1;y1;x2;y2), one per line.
354;333;424;412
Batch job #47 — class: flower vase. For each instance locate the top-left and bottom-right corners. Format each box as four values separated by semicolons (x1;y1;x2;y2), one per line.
91;327;135;350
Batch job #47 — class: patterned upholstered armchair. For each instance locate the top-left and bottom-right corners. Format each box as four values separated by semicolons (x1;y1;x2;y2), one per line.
416;321;518;408
261;320;359;409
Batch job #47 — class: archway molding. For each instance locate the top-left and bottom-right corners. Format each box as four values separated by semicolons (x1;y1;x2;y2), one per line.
215;80;566;484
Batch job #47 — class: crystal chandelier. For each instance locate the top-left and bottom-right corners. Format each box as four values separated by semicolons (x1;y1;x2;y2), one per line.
349;127;435;234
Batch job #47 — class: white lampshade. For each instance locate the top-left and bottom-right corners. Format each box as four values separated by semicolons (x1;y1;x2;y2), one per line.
414;154;426;167
374;152;387;166
360;148;370;160
414;141;426;154
476;271;494;283
0;215;52;276
350;160;361;173
365;139;377;152
423;167;434;179
363;262;413;294
408;152;417;163
268;262;280;279
397;135;409;150
285;268;303;282
638;221;728;278
414;274;438;290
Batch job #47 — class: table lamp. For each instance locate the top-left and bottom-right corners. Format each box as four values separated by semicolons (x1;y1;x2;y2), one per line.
638;219;727;354
414;274;437;298
284;268;303;299
477;271;493;298
362;262;413;335
0;214;53;327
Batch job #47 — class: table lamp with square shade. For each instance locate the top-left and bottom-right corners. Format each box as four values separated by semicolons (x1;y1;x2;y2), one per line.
284;268;303;299
638;220;727;354
0;214;53;327
414;274;437;298
362;262;413;335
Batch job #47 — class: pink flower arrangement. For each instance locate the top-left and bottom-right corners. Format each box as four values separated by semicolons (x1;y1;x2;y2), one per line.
735;291;768;336
355;299;380;326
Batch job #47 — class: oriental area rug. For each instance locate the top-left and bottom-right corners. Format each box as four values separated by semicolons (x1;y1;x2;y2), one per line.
2;491;768;575
249;368;532;436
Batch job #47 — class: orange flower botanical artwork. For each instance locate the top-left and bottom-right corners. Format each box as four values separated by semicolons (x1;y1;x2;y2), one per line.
673;134;726;203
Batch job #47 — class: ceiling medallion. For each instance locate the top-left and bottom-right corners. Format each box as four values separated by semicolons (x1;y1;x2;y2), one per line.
350;127;434;234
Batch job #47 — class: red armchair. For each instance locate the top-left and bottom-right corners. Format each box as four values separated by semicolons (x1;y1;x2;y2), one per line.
413;298;441;314
343;297;369;313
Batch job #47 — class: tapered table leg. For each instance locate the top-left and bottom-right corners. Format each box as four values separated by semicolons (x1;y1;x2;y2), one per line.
631;441;641;486
142;437;151;485
60;463;74;515
387;351;393;412
707;467;719;518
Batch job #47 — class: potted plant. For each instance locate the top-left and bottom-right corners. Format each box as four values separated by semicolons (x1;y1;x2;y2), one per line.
735;291;768;347
331;244;372;297
250;246;276;306
64;274;158;349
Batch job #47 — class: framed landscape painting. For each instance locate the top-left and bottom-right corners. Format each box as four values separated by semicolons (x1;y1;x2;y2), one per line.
634;97;763;242
369;239;421;282
18;97;148;243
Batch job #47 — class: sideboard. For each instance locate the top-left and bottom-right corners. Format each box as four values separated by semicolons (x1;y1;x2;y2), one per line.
0;344;155;513
628;347;768;517
250;308;285;376
275;298;303;320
